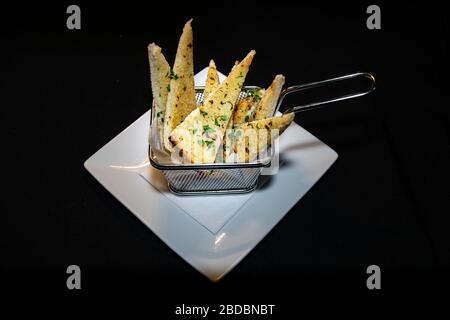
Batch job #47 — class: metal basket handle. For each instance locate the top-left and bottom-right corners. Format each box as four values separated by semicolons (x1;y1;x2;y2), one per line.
277;72;376;114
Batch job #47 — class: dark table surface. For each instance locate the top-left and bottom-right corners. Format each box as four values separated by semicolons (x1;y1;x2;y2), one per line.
3;1;450;302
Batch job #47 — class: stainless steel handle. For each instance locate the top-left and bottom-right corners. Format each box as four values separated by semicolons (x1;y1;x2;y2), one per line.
277;72;376;114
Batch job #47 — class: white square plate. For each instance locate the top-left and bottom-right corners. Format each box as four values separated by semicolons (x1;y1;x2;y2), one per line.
84;68;338;281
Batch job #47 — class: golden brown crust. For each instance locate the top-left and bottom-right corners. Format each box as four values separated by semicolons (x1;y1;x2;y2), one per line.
253;74;285;120
202;59;220;104
148;43;171;145
163;19;196;152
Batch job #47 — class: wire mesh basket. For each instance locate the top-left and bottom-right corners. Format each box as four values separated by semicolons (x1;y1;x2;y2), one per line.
148;72;375;195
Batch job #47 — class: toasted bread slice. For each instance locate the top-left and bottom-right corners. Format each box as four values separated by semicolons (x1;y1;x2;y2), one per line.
218;88;264;162
202;59;220;104
163;19;196;152
233;88;265;125
253;74;285;120
234;112;294;162
169;50;256;163
148;43;171;145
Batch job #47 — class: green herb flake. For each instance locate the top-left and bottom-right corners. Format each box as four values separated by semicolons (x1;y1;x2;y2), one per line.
246;88;262;102
202;140;214;148
168;69;179;80
214;114;228;127
203;124;215;134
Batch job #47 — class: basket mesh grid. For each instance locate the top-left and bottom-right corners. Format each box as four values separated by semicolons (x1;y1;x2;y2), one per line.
163;167;262;193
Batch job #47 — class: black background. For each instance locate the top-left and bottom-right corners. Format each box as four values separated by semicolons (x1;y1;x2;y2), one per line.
2;0;450;308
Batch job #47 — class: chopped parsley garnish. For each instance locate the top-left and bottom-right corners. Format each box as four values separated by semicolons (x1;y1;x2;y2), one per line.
202;140;214;148
157;111;163;118
168;69;179;80
200;110;208;116
203;124;215;134
246;88;262;102
244;115;250;122
166;84;170;92
214;115;228;126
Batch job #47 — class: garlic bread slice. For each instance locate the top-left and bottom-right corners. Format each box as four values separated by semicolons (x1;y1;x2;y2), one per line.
253;74;285;120
163;19;196;152
202;59;220;104
148;43;171;145
219;88;264;162
234;112;294;162
233;88;265;125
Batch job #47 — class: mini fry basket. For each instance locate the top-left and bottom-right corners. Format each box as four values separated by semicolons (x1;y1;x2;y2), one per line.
148;72;375;195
